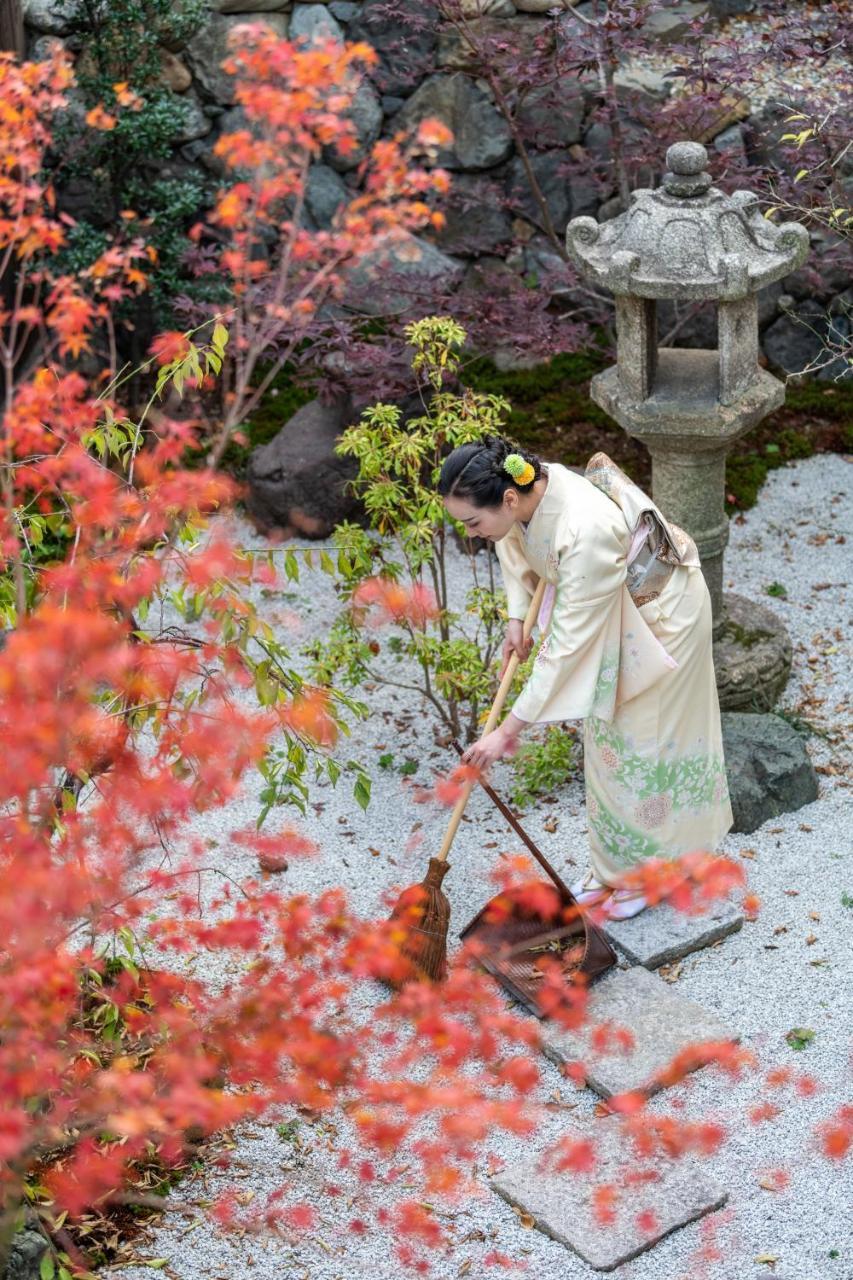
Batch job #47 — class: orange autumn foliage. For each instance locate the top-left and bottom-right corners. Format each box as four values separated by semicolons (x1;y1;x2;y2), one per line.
189;23;452;466
0;39;848;1276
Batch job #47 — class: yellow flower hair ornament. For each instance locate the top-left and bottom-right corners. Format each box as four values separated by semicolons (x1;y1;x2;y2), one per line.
503;453;535;486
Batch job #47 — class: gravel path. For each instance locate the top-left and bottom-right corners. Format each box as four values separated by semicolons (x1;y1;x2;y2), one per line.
630;4;851;114
113;453;852;1280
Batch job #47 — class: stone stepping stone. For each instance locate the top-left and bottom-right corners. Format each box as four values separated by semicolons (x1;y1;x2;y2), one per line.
542;965;739;1099
603;898;743;969
491;1114;727;1272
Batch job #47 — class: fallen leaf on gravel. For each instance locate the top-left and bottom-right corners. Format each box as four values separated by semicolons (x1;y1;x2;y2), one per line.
805;934;818;945
754;1254;780;1266
516;1210;536;1229
799;823;813;832
773;925;788;936
739;847;756;860
543;816;558;832
757;1177;781;1191
785;1027;815;1051
458;1260;473;1276
809;911;821;921
784;889;799;896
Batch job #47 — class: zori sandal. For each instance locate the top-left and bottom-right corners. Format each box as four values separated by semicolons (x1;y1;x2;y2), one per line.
570;869;613;906
604;887;648;921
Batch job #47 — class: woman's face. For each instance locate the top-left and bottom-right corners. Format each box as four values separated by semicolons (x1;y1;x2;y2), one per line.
443;490;518;542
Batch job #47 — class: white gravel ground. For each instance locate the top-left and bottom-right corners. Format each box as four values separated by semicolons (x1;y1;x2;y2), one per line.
112;453;852;1280
632;4;850;114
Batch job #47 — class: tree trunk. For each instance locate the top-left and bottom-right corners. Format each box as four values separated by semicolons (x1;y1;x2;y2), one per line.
0;0;24;56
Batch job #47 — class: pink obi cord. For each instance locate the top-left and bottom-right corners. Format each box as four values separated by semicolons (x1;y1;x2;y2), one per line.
538;581;556;631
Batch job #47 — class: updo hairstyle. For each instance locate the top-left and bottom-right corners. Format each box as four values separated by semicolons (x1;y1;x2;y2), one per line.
437;435;542;508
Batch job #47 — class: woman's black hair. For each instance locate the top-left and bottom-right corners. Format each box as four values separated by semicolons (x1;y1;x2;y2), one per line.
437;434;542;509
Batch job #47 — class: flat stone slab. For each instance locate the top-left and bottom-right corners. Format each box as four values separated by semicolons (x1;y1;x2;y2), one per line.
542;966;739;1099
492;1115;728;1272
603;898;743;969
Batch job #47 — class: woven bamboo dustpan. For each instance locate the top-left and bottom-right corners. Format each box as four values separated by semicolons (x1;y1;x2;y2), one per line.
454;743;617;1018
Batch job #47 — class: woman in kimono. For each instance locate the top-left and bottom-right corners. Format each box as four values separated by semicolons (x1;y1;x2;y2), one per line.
438;435;732;920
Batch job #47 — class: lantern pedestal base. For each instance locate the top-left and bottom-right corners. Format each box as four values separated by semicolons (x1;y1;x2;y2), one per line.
713;592;792;711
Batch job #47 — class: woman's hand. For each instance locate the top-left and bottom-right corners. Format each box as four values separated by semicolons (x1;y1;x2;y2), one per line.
462;722;521;771
499;618;532;678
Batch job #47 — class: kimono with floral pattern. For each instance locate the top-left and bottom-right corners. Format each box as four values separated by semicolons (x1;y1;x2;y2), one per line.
495;458;732;883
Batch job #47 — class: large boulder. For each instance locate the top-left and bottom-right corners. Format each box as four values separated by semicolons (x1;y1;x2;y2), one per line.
459;0;515;11
22;0;71;33
210;0;291;9
284;6;382;171
515;75;586;149
438;16;552;71
523;236;574;292
329;0;360;20
246;397;361;537
762;299;852;381
612;63;672;105
432;174;513;256
712;122;747;165
348;0;437;96
325;78;383;172
305;163;349;228
159;49;193;93
506;150;570;235
641;0;709;42
782;230;852;302
185;13;289;104
289;3;343;42
721;713;819;834
708;0;754;14
396;74;513;171
344;231;465;315
171;91;213;144
4;1227;48;1280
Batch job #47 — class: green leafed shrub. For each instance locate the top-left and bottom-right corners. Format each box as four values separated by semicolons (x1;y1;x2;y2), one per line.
305;316;523;743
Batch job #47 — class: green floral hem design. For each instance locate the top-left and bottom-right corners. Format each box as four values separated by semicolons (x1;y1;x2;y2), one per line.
588;716;729;811
587;782;663;866
591;648;620;716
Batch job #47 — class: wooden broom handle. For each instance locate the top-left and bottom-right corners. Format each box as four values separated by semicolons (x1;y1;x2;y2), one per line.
434;577;546;863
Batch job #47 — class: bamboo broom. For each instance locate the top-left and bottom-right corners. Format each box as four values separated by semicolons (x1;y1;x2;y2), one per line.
388;577;546;982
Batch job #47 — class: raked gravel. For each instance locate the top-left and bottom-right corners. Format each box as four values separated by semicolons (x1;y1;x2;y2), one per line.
113;453;852;1280
631;3;851;114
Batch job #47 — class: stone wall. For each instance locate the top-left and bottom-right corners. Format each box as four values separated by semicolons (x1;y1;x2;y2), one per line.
21;0;850;377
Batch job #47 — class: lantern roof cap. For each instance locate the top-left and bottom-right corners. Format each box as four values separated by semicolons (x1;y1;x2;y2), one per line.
566;141;809;301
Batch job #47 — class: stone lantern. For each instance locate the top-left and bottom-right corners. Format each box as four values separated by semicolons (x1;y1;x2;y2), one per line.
565;141;809;708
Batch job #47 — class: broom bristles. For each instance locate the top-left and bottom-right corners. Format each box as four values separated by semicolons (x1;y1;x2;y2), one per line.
388;857;450;983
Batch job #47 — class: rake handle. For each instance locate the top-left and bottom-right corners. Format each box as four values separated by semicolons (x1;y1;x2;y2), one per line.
449;737;573;901
434;577;546;864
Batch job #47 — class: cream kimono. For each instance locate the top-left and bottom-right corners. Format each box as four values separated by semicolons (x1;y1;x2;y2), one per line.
495;456;732;884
